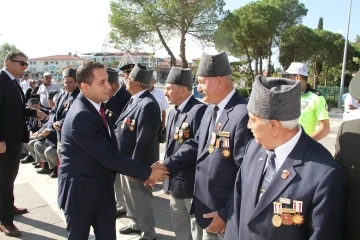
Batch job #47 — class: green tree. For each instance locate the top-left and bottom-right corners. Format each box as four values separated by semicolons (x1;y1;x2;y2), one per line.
317;17;323;30
352;35;360;50
109;0;226;68
0;43;19;69
278;24;318;68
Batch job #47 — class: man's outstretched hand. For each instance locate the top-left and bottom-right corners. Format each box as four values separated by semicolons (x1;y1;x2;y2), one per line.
144;162;169;187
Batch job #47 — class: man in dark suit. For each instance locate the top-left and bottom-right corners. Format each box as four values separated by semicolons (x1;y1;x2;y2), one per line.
162;52;251;240
114;63;160;240
52;68;80;156
58;61;168;240
0;51;47;237
225;76;346;240
104;67;131;217
163;67;206;240
335;70;360;240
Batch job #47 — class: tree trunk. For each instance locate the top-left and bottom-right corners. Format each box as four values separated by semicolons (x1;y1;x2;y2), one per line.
259;57;263;75
255;58;259;76
245;47;254;82
324;65;330;86
155;27;176;66
267;37;272;77
180;31;188;68
313;60;319;89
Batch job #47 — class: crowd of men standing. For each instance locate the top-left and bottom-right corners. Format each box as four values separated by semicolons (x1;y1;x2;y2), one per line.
0;49;360;240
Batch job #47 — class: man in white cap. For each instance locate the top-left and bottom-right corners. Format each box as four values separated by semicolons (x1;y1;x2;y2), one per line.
281;62;330;141
37;72;61;108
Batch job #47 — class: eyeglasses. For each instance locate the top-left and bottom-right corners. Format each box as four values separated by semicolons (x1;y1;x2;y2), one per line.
10;60;28;67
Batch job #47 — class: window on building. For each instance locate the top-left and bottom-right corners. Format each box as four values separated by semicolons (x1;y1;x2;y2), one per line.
66;61;70;65
44;61;49;65
50;61;54;64
72;61;77;65
44;68;49;71
56;61;58;64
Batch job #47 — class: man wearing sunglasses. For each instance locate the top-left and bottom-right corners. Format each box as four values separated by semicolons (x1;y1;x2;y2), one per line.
0;51;48;237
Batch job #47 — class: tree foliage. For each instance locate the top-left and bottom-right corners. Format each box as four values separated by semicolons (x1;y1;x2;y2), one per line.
108;0;226;68
0;43;19;69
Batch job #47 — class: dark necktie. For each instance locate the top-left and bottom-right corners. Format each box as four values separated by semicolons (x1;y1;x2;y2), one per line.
127;98;134;111
171;107;181;135
207;106;219;143
13;79;24;104
100;106;109;130
259;151;277;200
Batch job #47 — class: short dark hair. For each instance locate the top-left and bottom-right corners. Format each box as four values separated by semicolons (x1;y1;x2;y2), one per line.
4;51;28;65
76;61;105;88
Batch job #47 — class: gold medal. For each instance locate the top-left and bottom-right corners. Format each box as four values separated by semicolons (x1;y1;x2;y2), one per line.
293;214;304;225
121;123;125;129
208;145;215;154
109;111;112;117
215;139;221;149
174;133;179;140
178;138;183;144
130;126;135;131
222;149;231;158
272;215;282;227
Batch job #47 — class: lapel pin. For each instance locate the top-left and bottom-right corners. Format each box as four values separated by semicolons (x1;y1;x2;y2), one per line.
216;123;222;130
281;170;290;180
258;157;263;162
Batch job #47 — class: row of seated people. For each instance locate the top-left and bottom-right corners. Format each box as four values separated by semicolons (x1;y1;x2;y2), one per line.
21;91;60;178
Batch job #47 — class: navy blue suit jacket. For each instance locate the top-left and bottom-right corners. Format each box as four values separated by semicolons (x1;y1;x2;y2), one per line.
0;70;36;150
225;131;346;240
58;93;152;214
54;87;80;140
114;90;161;167
104;85;131;128
163;91;252;229
163;96;207;199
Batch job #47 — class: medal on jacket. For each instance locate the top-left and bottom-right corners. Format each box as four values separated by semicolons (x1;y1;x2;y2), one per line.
130;119;135;131
281;170;290;180
121;118;127;129
108;111;112;117
181;122;188;129
215;138;221;149
208;132;216;154
280;208;295;225
174;127;179;140
38;121;42;128
178;130;184;144
272;202;282;227
222;138;231;158
292;200;304;225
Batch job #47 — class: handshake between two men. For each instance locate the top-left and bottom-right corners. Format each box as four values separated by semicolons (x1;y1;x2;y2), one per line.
135;162;170;187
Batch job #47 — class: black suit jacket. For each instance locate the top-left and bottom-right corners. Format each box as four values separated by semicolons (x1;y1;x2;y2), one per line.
104;85;131;128
335;119;360;240
163;91;252;228
54;87;80;140
163;96;207;198
0;70;36;150
226;131;346;240
114;90;161;167
58;93;152;214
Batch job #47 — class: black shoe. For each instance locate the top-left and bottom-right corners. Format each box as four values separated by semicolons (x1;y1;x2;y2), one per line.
20;155;35;164
34;163;41;168
32;161;38;166
37;168;52;174
50;168;58;178
138;238;156;240
119;226;141;235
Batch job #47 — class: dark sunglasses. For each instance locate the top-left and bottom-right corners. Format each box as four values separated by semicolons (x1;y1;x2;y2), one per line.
10;60;28;67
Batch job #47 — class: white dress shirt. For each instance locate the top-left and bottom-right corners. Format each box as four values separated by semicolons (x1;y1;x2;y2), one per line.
86;97;111;135
213;88;236;122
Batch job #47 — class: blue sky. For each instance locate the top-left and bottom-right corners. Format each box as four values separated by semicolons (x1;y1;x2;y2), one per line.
0;0;358;62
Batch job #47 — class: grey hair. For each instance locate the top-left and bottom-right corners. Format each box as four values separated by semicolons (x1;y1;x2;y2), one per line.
262;118;299;130
140;82;150;90
4;51;28;65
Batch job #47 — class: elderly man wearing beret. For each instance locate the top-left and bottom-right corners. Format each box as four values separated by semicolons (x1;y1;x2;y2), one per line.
52;68;80;157
114;63;161;240
225;76;346;240
161;51;252;239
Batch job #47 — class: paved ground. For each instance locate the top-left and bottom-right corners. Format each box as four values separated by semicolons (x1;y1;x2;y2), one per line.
2;110;344;240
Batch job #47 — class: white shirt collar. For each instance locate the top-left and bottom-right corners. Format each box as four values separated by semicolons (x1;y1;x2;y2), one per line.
131;90;146;103
270;126;302;172
177;95;192;112
211;88;236;122
85;97;101;113
2;68;16;81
